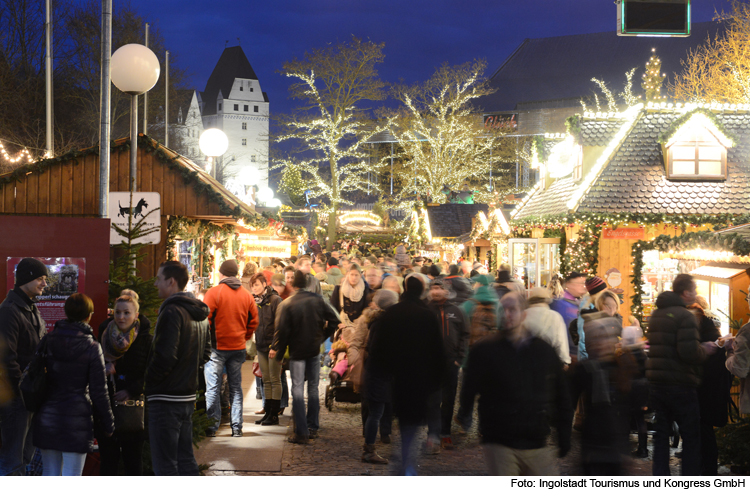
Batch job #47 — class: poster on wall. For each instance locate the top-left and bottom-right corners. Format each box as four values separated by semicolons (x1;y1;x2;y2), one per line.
109;192;161;245
7;257;86;332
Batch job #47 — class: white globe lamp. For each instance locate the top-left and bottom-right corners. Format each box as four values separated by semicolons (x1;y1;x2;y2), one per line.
110;44;161;192
111;44;161;95
268;198;282;207
258;186;274;203
199;129;229;158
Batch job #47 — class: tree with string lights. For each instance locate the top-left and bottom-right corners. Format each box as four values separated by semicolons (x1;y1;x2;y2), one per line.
672;1;750;103
382;60;516;206
641;48;665;101
274;36;387;246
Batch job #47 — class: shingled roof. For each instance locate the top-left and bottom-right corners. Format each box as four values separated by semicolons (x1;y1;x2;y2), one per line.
425;203;489;238
473;22;724;114
512;105;750;221
202;46;259;116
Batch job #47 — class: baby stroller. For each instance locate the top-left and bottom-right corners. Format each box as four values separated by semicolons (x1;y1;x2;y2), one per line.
324;331;361;411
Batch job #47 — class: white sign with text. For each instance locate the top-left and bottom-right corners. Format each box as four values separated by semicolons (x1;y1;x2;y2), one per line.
109;192;161;245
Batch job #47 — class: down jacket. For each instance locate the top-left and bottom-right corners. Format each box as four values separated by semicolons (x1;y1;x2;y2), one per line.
32;320;114;453
645;291;706;388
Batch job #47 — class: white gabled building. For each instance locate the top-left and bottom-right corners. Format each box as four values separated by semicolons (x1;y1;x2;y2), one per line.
197;46;270;199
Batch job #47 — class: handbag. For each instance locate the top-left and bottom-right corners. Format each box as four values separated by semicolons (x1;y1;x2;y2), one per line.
19;336;49;412
114;394;145;433
252;361;263;378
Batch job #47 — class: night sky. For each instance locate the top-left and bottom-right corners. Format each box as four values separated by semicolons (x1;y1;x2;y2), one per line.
125;0;730;116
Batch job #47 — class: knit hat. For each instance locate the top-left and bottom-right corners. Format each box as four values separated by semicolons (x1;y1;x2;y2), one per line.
327;257;339;267
528;287;552;305
496;269;511;284
15;258;48;287
219;260;239;277
586;276;606;296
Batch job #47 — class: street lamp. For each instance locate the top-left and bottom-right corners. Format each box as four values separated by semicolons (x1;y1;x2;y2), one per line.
257;186;274;205
199;128;229;182
111;43;160;192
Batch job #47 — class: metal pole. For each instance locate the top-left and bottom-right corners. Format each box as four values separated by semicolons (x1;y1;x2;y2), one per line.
45;0;54;158
143;23;149;135
130;94;138;192
98;0;112;218
390;143;393;195
165;50;170;148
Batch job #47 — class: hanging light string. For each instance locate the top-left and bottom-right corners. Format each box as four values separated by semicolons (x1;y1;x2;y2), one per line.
0;138;46;164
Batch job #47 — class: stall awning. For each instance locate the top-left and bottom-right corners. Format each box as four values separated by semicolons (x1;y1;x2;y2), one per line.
690;265;748;280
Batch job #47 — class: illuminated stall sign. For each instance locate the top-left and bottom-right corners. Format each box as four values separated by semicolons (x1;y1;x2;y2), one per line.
602;228;645;240
241;237;292;258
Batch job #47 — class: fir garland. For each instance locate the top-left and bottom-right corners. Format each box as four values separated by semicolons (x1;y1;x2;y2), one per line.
657;108;739;146
630;231;750;325
565;115;582;145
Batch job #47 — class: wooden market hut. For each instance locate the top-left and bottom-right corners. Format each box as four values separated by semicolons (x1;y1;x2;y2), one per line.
0;135;260;281
510;102;750;325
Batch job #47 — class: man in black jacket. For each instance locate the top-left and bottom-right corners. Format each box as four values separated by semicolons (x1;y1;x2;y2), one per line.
270;270;339;444
0;258;47;475
426;278;469;452
646;273;715;476
146;261;211;476
460;291;572;476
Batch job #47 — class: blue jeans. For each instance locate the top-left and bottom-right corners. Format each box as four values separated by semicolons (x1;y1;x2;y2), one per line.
205;349;246;431
399;422;420;476
289;356;320;438
650;384;701;476
40;449;86;476
364;401;386;445
0;395;34;475
148;401;199;476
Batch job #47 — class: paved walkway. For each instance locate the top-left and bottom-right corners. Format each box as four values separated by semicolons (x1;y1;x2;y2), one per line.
196;363;722;476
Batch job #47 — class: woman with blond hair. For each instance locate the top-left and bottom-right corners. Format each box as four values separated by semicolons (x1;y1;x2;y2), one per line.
241;260;259;292
95;289;153;475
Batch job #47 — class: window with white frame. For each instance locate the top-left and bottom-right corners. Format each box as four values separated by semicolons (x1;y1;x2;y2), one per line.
242;138;247;146
666;127;727;180
242;122;247;130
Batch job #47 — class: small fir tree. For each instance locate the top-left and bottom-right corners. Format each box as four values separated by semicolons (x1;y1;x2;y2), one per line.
642;49;666;101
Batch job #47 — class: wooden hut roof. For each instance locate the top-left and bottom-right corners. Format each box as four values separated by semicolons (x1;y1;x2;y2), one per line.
0;135;256;223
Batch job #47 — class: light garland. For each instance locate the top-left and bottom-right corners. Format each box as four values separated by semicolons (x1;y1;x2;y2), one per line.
567;103;643;210
338;210;382;227
0;141;36;164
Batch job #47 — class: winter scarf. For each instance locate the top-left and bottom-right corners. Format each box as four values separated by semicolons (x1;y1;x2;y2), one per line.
341;276;365;303
101;318;140;363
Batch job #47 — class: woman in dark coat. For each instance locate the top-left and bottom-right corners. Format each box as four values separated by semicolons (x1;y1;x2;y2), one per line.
95;290;152;476
250;273;284;426
33;294;114;476
331;266;373;327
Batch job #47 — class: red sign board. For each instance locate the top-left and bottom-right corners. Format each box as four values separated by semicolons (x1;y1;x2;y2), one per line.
602;228;645;240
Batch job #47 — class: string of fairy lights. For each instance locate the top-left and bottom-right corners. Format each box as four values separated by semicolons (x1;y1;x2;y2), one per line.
0;139;44;164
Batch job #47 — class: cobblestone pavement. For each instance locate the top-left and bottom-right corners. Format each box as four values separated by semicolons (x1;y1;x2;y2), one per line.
207;371;727;476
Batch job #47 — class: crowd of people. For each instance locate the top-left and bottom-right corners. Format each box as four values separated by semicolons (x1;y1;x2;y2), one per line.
0;240;748;476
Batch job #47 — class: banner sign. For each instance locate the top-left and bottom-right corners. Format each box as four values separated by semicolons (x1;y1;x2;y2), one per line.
7;257;86;333
240;237;292;258
602;228;645;240
109;192;161;245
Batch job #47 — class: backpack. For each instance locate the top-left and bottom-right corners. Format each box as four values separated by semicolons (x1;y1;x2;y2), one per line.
469;302;498;347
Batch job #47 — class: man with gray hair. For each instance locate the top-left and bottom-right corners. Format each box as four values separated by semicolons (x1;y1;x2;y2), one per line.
295;256;321;295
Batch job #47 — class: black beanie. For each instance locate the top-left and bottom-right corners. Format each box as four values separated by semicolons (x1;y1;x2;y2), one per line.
219;260;239;277
15;258;48;287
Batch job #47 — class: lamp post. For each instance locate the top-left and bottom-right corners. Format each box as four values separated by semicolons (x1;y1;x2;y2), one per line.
111;43;160;193
199;128;229;183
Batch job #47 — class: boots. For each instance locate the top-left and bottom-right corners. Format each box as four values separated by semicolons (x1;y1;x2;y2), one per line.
362;444;388;464
261;399;280;426
255;402;271;425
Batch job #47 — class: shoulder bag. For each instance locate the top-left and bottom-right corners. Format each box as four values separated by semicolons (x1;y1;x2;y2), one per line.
19;336;49;412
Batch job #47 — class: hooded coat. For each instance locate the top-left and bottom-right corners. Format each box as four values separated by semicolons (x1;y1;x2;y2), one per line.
32;320;114;453
254;286;282;353
144;292;211;402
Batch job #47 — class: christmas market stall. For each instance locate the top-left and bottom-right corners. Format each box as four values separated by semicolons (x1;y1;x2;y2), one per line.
0;135;304;294
510;102;750;324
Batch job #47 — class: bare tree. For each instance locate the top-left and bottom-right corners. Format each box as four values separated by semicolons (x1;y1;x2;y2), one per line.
274;36;387;245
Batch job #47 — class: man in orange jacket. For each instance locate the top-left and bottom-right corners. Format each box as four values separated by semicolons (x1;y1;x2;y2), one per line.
203;260;259;437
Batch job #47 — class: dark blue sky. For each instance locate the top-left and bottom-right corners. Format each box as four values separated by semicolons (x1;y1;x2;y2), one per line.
128;0;730;116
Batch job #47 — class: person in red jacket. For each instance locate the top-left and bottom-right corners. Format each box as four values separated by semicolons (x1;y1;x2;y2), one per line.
203;260;259;437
